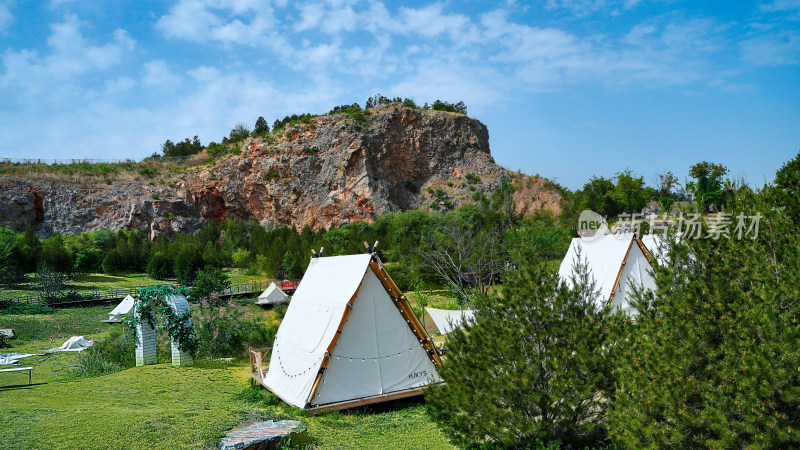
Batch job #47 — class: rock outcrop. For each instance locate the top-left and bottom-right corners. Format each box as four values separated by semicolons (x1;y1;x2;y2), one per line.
0;104;561;238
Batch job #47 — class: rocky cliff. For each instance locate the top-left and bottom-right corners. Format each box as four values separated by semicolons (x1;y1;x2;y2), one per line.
0;104;561;238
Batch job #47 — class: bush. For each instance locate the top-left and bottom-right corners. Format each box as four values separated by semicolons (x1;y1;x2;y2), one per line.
0;301;54;315
228;123;251;142
174;244;203;284
70;328;135;378
425;258;617;447
190;267;231;305
146;252;173;280
193;300;278;359
35;266;80;305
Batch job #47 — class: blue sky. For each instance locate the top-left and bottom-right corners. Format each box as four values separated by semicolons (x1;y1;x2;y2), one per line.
0;0;798;189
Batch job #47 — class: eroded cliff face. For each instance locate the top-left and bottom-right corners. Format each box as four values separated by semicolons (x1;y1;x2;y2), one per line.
0;104;561;238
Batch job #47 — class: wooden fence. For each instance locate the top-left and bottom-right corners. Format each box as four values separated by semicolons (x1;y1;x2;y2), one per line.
1;280;300;307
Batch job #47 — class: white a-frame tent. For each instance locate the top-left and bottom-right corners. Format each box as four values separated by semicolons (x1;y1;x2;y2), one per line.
260;253;441;411
422;307;475;335
255;282;289;305
104;295;135;323
558;233;660;315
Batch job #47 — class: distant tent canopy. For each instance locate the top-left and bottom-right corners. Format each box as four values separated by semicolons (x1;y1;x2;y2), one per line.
422;308;475;335
105;295;135;323
260;253;441;411
255;282;289;306
558;232;662;315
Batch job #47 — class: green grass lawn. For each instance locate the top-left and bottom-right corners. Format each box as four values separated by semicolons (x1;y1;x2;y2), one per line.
0;304;455;449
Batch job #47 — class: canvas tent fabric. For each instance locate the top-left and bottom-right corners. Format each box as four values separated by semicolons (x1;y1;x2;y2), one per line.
48;336;93;353
263;253;441;410
558;233;658;314
106;295;135;322
0;352;35;365
255;282;289;305
422;308;475;334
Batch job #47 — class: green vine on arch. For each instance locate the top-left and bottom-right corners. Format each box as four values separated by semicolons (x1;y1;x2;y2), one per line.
124;284;197;354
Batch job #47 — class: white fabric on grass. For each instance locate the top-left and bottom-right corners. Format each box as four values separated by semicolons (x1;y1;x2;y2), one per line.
47;336;93;353
0;353;35;365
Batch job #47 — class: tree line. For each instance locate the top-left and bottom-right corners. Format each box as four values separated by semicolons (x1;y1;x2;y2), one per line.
151;95;469;160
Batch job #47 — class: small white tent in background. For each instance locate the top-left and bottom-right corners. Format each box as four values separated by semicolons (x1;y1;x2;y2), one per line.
260;253;441;411
255;282;289;306
105;295;135;323
422;308;475;334
558;233;660;315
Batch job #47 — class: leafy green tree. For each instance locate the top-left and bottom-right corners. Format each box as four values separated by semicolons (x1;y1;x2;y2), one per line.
578;176;620;218
190;267;231;306
19;226;40;273
771;149;800;221
231;248;251;273
162;136;202;157
0;228;24;287
687;161;729;212
278;251;296;280
613;169;648;214
228;122;251;142
608;189;800;448
39;234;74;274
426;257;617;447
431;99;467;114
253;116;270;136
656;170;680;213
504;212;572;262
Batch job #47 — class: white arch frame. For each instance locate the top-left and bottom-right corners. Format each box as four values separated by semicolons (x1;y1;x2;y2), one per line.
135;294;193;367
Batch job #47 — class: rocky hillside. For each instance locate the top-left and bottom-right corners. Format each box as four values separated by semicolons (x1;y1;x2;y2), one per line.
0;104;561;238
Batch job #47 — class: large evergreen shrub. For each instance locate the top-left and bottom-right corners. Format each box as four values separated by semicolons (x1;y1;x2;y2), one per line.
607;191;800;448
425;258;619;448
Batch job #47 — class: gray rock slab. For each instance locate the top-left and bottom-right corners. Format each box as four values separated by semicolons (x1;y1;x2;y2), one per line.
219;420;306;450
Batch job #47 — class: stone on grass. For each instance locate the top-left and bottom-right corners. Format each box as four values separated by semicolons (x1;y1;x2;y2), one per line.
219;420;306;450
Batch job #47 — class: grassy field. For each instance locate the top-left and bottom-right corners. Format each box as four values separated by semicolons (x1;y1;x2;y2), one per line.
0;269;275;299
0;302;455;449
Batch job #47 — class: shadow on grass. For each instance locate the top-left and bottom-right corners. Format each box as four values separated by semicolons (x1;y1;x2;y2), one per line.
73;274;127;283
338;396;427;416
0;382;48;390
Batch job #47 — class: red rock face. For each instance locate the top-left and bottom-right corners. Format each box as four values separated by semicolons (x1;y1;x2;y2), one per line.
0;104;562;238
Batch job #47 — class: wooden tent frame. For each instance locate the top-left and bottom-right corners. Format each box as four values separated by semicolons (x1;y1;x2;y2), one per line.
608;233;656;303
252;253;441;413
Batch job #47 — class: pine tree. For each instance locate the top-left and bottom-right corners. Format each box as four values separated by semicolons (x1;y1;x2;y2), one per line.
253;116;270;135
607;188;800;447
425;257;619;447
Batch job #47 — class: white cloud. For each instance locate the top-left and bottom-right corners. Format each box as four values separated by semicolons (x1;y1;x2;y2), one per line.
0;14;135;97
740;32;800;65
544;0;642;16
0;3;12;32
142;60;182;88
155;0;277;45
760;0;800;13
